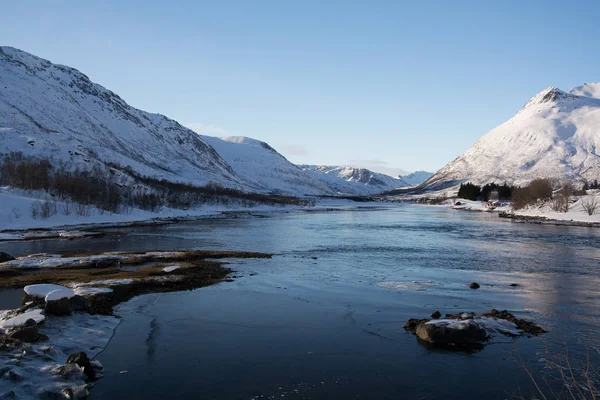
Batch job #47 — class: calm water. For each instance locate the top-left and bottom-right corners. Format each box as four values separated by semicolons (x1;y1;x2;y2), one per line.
2;204;600;399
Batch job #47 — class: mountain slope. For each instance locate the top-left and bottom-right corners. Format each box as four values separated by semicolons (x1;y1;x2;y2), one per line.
398;171;433;186
0;46;338;196
199;136;334;195
425;84;600;189
300;165;407;195
0;46;256;190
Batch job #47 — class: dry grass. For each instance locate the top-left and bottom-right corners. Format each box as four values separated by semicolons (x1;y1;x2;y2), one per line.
513;343;598;400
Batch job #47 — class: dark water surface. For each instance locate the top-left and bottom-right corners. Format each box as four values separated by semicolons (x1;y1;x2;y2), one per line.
2;205;600;399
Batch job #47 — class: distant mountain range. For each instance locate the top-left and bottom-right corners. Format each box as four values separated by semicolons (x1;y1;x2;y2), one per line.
0;46;430;197
299;165;409;195
424;83;600;190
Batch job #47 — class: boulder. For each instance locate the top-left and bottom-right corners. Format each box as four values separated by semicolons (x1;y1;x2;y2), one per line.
0;252;14;263
403;318;429;333
8;318;41;343
0;391;17;399
469;282;480;289
45;297;72;316
430;311;441;319
67;351;95;381
70;295;90;312
415;319;487;345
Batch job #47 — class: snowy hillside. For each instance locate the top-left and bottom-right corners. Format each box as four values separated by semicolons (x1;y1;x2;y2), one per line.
199;136;334;195
398;171;433;186
0;46;258;189
300;165;407;195
425;84;600;189
0;46;336;196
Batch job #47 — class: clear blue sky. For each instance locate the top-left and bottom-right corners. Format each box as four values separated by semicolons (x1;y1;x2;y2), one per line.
1;1;598;175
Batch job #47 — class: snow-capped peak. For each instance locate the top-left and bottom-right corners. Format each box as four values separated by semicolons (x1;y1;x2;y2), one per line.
522;86;577;109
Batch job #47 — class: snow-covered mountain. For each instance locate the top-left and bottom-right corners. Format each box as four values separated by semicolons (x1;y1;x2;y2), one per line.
398;171;433;186
0;46;333;196
300;165;407;195
425;84;600;189
198;136;334;195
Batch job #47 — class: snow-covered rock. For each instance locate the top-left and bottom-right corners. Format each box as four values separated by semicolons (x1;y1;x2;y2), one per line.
0;308;45;329
425;83;600;189
24;284;69;299
45;288;75;302
300;165;407;195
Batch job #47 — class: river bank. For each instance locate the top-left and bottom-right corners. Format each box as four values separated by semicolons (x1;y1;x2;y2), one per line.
0;249;271;398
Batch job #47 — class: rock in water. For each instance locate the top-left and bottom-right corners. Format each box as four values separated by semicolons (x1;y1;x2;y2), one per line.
67;352;95;380
0;252;14;263
416;320;487;345
67;352;90;366
469;282;480;289
8;318;41;343
403;318;429;333
431;311;442;319
45;297;72;316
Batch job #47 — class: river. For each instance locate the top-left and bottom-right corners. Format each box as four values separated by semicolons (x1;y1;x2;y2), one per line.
2;204;599;399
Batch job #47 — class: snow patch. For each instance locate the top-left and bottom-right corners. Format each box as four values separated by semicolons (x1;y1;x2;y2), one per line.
73;287;113;296
0;308;45;329
24;284;69;298
45;288;75;302
71;279;134;288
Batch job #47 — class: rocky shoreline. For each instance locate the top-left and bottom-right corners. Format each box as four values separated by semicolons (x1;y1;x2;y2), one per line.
0;249;272;398
498;212;600;228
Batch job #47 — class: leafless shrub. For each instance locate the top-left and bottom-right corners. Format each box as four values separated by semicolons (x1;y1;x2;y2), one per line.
30;202;40;219
514;343;598;400
581;197;599;216
2;154;313;217
551;183;575;213
39;200;58;219
62;200;72;216
512;179;554;210
11;207;21;220
75;203;92;217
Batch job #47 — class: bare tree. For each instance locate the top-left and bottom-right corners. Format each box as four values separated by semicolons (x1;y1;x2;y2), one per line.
581;196;599;216
551;183;575;213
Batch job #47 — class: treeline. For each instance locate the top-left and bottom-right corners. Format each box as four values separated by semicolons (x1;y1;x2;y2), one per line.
458;178;597;213
457;182;514;201
0;152;314;218
583;180;600;190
